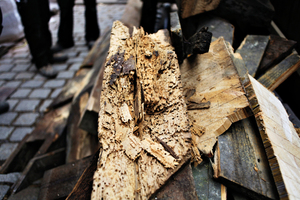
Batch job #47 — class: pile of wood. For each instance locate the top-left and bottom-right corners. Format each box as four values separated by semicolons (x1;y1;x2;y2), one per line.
1;0;300;199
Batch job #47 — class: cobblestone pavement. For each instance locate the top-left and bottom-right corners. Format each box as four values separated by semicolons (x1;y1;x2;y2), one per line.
0;2;125;197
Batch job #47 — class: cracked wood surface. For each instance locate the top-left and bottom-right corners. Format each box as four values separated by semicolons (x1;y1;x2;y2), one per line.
180;37;252;159
92;21;191;200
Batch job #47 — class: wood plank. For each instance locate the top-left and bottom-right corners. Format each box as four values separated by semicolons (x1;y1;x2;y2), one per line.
246;75;300;200
150;163;198;200
256;35;297;77
258;53;300;91
120;0;143;31
177;0;221;19
236;35;269;77
38;156;92;200
11;148;66;194
180;37;252;160
192;158;225;200
91;21;191;199
216;117;278;200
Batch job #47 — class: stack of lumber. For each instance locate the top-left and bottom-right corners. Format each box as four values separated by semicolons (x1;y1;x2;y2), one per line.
1;0;300;199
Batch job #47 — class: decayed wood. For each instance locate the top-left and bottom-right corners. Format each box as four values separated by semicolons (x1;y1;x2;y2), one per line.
216;117;278;200
236;35;269;77
257;53;300;91
92;21;191;200
244;75;300;200
177;0;221;19
192;157;226;200
256;35;297;77
180;37;252;159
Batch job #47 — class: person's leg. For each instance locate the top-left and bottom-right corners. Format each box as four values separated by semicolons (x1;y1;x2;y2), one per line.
16;0;50;68
84;0;100;44
56;0;75;48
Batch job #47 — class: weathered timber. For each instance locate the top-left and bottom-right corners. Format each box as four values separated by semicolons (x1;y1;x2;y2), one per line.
176;0;221;19
11;148;65;194
38;155;92;200
0;103;71;174
66;88;99;163
258;53;300;91
66;149;100;200
212;0;274;30
192;157;226;200
245;75;300;200
181;14;234;46
49;69;90;109
180;37;252;159
170;11;184;64
216;117;279;200
256;35;297;77
150;163;198;200
92;21;191;200
120;0;143;31
236;35;269;77
80;28;111;68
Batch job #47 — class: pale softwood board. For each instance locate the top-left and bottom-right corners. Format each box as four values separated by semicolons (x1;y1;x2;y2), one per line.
92;21;191;200
247;75;300;200
180;37;252;159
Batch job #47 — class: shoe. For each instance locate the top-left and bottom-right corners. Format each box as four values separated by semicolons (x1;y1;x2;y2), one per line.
50;53;68;63
87;40;96;50
38;64;58;78
0;101;9;114
51;43;73;53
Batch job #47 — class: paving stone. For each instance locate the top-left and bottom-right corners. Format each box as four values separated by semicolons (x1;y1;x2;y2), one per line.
0;112;17;125
0;81;5;87
66;51;78;57
10;127;33;142
15;72;35;80
13;58;30;65
39;99;53;112
2;81;21;88
79;52;89;58
52;64;68;71
0;72;16;80
21;80;44;88
6;99;19;111
75;46;88;51
0;185;10;200
50;88;62;98
0;58;13;64
0;64;14;71
0;172;21;184
15;100;40;112
28;65;36;72
57;71;75;79
33;73;47;81
0;127;14;140
43;80;65;88
29;89;51;99
0;143;18;160
11;89;31;98
69;63;81;71
67;57;84;64
11;64;31;72
14;52;29;59
13;113;39;126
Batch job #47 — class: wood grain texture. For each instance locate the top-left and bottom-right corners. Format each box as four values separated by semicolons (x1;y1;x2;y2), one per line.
217;117;278;200
91;21;191;200
180;37;252;158
247;75;300;200
258;53;300;91
236;35;269;77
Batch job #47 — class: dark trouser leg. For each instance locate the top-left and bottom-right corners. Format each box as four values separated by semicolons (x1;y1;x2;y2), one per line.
16;0;52;68
84;0;100;42
56;0;75;47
